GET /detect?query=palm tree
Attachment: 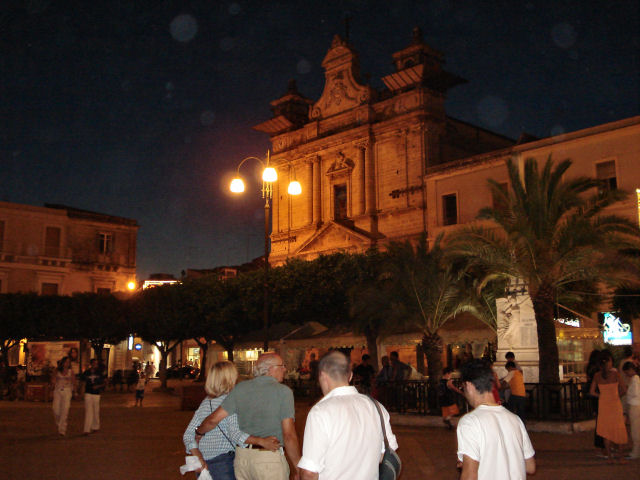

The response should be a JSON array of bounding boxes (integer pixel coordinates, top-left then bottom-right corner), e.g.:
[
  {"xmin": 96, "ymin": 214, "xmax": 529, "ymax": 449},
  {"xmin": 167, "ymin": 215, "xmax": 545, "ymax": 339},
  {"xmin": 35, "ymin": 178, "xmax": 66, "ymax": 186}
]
[
  {"xmin": 385, "ymin": 235, "xmax": 471, "ymax": 387},
  {"xmin": 449, "ymin": 156, "xmax": 640, "ymax": 383}
]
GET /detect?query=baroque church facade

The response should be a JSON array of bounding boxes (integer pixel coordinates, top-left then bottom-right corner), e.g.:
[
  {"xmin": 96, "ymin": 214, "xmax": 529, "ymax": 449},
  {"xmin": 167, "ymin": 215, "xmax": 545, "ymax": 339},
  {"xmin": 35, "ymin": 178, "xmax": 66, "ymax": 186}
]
[{"xmin": 252, "ymin": 29, "xmax": 640, "ymax": 367}]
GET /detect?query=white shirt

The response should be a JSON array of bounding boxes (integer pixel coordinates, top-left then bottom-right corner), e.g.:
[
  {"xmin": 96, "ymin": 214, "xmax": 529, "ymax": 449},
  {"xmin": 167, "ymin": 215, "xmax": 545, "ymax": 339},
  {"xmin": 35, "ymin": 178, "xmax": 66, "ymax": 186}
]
[
  {"xmin": 627, "ymin": 375, "xmax": 640, "ymax": 406},
  {"xmin": 457, "ymin": 405, "xmax": 535, "ymax": 480},
  {"xmin": 298, "ymin": 386, "xmax": 398, "ymax": 480}
]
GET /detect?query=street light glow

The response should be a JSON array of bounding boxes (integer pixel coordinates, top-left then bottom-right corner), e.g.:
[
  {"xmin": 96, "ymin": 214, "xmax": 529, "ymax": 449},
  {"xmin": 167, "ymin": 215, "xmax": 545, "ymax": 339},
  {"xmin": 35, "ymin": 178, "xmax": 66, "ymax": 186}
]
[
  {"xmin": 230, "ymin": 177, "xmax": 245, "ymax": 193},
  {"xmin": 127, "ymin": 281, "xmax": 136, "ymax": 291},
  {"xmin": 262, "ymin": 167, "xmax": 277, "ymax": 183},
  {"xmin": 288, "ymin": 180, "xmax": 302, "ymax": 195}
]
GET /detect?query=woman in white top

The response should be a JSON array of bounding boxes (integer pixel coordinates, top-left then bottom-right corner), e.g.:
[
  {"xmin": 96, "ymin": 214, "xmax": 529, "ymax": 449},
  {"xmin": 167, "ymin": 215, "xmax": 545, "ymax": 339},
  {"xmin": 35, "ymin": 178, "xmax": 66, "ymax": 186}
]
[{"xmin": 51, "ymin": 356, "xmax": 77, "ymax": 436}]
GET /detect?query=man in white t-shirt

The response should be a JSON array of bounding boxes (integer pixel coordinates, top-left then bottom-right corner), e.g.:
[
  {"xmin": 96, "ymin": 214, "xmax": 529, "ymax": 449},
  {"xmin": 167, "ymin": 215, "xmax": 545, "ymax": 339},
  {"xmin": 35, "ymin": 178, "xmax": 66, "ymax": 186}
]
[
  {"xmin": 457, "ymin": 359, "xmax": 536, "ymax": 480},
  {"xmin": 298, "ymin": 351, "xmax": 398, "ymax": 480}
]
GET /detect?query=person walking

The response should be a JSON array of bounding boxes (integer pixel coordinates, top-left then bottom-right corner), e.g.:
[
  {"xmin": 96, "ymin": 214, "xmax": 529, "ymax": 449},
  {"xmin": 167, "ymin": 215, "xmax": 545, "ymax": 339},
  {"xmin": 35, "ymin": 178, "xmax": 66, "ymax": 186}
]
[
  {"xmin": 298, "ymin": 351, "xmax": 398, "ymax": 480},
  {"xmin": 195, "ymin": 353, "xmax": 301, "ymax": 480},
  {"xmin": 589, "ymin": 350, "xmax": 628, "ymax": 464},
  {"xmin": 622, "ymin": 361, "xmax": 640, "ymax": 460},
  {"xmin": 51, "ymin": 356, "xmax": 77, "ymax": 436},
  {"xmin": 183, "ymin": 361, "xmax": 280, "ymax": 480},
  {"xmin": 503, "ymin": 361, "xmax": 527, "ymax": 422},
  {"xmin": 134, "ymin": 372, "xmax": 146, "ymax": 406},
  {"xmin": 439, "ymin": 367, "xmax": 462, "ymax": 430},
  {"xmin": 82, "ymin": 359, "xmax": 105, "ymax": 435},
  {"xmin": 456, "ymin": 359, "xmax": 536, "ymax": 480}
]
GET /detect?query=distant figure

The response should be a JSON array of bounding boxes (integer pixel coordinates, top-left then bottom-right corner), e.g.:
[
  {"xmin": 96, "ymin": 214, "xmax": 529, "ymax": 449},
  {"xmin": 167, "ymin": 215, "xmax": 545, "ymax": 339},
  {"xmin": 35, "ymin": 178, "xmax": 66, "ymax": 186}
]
[
  {"xmin": 438, "ymin": 367, "xmax": 462, "ymax": 430},
  {"xmin": 183, "ymin": 361, "xmax": 278, "ymax": 479},
  {"xmin": 298, "ymin": 351, "xmax": 398, "ymax": 479},
  {"xmin": 308, "ymin": 353, "xmax": 319, "ymax": 381},
  {"xmin": 376, "ymin": 356, "xmax": 392, "ymax": 385},
  {"xmin": 135, "ymin": 372, "xmax": 146, "ymax": 406},
  {"xmin": 590, "ymin": 350, "xmax": 628, "ymax": 464},
  {"xmin": 144, "ymin": 361, "xmax": 155, "ymax": 380},
  {"xmin": 622, "ymin": 361, "xmax": 640, "ymax": 460},
  {"xmin": 504, "ymin": 351, "xmax": 522, "ymax": 372},
  {"xmin": 195, "ymin": 353, "xmax": 301, "ymax": 480},
  {"xmin": 503, "ymin": 361, "xmax": 527, "ymax": 422},
  {"xmin": 586, "ymin": 349, "xmax": 605, "ymax": 455},
  {"xmin": 82, "ymin": 359, "xmax": 105, "ymax": 435},
  {"xmin": 389, "ymin": 351, "xmax": 410, "ymax": 381},
  {"xmin": 353, "ymin": 354, "xmax": 375, "ymax": 394},
  {"xmin": 126, "ymin": 366, "xmax": 139, "ymax": 392},
  {"xmin": 51, "ymin": 356, "xmax": 77, "ymax": 436},
  {"xmin": 456, "ymin": 359, "xmax": 535, "ymax": 479}
]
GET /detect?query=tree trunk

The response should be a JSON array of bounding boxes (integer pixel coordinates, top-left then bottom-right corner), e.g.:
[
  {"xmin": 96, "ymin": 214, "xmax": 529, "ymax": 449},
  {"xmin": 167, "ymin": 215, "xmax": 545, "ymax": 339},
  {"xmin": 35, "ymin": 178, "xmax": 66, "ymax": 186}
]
[
  {"xmin": 159, "ymin": 349, "xmax": 169, "ymax": 390},
  {"xmin": 532, "ymin": 285, "xmax": 560, "ymax": 384},
  {"xmin": 196, "ymin": 341, "xmax": 208, "ymax": 382},
  {"xmin": 364, "ymin": 328, "xmax": 379, "ymax": 372},
  {"xmin": 422, "ymin": 332, "xmax": 444, "ymax": 411}
]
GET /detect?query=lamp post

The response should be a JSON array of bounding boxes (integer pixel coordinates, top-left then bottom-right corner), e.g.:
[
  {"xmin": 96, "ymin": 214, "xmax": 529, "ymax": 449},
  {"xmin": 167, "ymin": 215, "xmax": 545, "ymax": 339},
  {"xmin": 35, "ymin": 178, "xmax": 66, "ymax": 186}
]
[{"xmin": 230, "ymin": 151, "xmax": 301, "ymax": 351}]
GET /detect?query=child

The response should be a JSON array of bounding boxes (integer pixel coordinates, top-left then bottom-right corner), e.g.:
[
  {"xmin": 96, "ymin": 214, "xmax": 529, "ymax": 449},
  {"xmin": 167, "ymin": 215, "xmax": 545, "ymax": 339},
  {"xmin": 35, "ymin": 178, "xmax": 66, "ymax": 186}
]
[
  {"xmin": 623, "ymin": 361, "xmax": 640, "ymax": 459},
  {"xmin": 438, "ymin": 367, "xmax": 463, "ymax": 429},
  {"xmin": 503, "ymin": 361, "xmax": 527, "ymax": 422},
  {"xmin": 135, "ymin": 372, "xmax": 146, "ymax": 406}
]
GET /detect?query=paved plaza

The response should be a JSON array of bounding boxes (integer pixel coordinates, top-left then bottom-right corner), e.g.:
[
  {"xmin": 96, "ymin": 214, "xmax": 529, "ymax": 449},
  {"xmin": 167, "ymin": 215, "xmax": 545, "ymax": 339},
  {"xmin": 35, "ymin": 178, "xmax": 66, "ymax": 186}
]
[{"xmin": 1, "ymin": 380, "xmax": 637, "ymax": 479}]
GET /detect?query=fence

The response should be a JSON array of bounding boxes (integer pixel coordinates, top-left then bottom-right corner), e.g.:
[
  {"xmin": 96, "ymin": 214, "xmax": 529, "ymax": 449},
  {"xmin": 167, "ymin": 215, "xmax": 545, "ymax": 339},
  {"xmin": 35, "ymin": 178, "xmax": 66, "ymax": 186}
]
[{"xmin": 286, "ymin": 379, "xmax": 597, "ymax": 422}]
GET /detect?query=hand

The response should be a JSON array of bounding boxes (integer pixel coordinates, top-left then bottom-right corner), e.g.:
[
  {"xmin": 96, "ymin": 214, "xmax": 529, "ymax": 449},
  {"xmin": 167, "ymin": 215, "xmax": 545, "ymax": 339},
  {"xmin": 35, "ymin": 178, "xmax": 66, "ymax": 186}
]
[
  {"xmin": 290, "ymin": 467, "xmax": 301, "ymax": 480},
  {"xmin": 259, "ymin": 436, "xmax": 281, "ymax": 451},
  {"xmin": 195, "ymin": 432, "xmax": 203, "ymax": 444}
]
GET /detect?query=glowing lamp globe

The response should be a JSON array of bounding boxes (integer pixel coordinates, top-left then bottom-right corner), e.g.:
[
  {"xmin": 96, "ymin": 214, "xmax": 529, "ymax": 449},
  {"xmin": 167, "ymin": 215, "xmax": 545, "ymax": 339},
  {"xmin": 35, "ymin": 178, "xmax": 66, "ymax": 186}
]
[
  {"xmin": 288, "ymin": 181, "xmax": 302, "ymax": 195},
  {"xmin": 127, "ymin": 281, "xmax": 136, "ymax": 291},
  {"xmin": 230, "ymin": 178, "xmax": 245, "ymax": 193},
  {"xmin": 262, "ymin": 167, "xmax": 277, "ymax": 183}
]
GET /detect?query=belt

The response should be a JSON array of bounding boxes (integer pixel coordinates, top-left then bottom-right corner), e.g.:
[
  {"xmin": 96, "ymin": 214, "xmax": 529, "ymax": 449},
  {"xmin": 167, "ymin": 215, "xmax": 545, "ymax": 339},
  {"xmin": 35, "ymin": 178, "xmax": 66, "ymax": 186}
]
[{"xmin": 246, "ymin": 444, "xmax": 267, "ymax": 450}]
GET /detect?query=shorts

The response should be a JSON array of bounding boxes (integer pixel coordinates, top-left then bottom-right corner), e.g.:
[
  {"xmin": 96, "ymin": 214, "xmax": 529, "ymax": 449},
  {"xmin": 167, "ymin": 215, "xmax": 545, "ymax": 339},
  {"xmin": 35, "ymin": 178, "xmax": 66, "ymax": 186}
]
[
  {"xmin": 441, "ymin": 403, "xmax": 459, "ymax": 418},
  {"xmin": 135, "ymin": 389, "xmax": 145, "ymax": 399}
]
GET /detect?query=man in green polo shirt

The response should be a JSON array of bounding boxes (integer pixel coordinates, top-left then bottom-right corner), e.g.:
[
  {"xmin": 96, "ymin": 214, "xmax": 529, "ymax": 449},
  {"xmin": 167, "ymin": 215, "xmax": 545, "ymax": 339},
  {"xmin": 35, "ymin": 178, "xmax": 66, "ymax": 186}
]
[{"xmin": 196, "ymin": 353, "xmax": 301, "ymax": 480}]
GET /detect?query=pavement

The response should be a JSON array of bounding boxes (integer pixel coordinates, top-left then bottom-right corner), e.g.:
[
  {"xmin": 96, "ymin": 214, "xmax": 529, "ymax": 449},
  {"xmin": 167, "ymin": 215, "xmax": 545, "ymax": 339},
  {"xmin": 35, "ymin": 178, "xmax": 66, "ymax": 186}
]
[{"xmin": 0, "ymin": 379, "xmax": 638, "ymax": 480}]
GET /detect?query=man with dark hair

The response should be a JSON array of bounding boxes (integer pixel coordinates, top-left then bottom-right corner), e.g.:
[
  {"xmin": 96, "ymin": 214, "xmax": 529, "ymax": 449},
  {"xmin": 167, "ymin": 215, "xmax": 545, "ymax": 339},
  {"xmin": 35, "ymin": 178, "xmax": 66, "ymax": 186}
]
[
  {"xmin": 389, "ymin": 351, "xmax": 410, "ymax": 381},
  {"xmin": 457, "ymin": 359, "xmax": 535, "ymax": 480},
  {"xmin": 298, "ymin": 351, "xmax": 398, "ymax": 480},
  {"xmin": 503, "ymin": 361, "xmax": 527, "ymax": 421},
  {"xmin": 82, "ymin": 358, "xmax": 105, "ymax": 435},
  {"xmin": 353, "ymin": 354, "xmax": 375, "ymax": 393}
]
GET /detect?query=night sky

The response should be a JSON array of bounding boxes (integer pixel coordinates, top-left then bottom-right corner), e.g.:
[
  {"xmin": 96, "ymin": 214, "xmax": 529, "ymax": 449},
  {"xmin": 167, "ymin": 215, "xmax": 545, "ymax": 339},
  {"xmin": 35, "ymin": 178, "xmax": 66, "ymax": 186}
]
[{"xmin": 2, "ymin": 1, "xmax": 638, "ymax": 281}]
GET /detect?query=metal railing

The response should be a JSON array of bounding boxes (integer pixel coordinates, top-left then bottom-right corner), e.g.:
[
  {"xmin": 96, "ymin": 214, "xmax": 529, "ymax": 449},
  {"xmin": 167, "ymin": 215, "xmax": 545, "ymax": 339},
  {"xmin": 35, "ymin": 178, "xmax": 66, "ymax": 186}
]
[{"xmin": 287, "ymin": 379, "xmax": 597, "ymax": 422}]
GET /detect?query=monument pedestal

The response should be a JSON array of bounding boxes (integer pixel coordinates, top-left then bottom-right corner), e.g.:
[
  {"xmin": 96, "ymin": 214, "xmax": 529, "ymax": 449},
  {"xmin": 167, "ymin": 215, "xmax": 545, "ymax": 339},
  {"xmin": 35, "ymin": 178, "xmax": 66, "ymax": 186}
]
[{"xmin": 495, "ymin": 280, "xmax": 539, "ymax": 383}]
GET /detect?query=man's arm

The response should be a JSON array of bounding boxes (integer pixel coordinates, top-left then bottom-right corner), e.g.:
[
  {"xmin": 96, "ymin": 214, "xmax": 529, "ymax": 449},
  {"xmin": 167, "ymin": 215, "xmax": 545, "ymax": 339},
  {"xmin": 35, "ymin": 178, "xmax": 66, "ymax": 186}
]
[
  {"xmin": 525, "ymin": 456, "xmax": 536, "ymax": 475},
  {"xmin": 195, "ymin": 406, "xmax": 229, "ymax": 437},
  {"xmin": 299, "ymin": 469, "xmax": 319, "ymax": 480},
  {"xmin": 459, "ymin": 455, "xmax": 479, "ymax": 480},
  {"xmin": 282, "ymin": 417, "xmax": 301, "ymax": 480}
]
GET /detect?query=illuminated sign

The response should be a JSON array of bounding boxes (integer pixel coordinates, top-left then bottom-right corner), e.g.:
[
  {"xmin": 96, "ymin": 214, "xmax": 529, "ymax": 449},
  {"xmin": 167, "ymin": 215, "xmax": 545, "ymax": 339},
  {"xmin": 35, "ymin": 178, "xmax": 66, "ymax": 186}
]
[
  {"xmin": 557, "ymin": 317, "xmax": 580, "ymax": 327},
  {"xmin": 600, "ymin": 312, "xmax": 632, "ymax": 346},
  {"xmin": 134, "ymin": 343, "xmax": 142, "ymax": 351}
]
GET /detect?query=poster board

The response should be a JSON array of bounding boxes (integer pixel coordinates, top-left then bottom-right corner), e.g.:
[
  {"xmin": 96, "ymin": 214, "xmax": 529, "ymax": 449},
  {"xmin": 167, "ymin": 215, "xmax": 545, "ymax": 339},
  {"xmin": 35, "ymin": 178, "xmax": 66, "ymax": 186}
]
[{"xmin": 26, "ymin": 341, "xmax": 81, "ymax": 376}]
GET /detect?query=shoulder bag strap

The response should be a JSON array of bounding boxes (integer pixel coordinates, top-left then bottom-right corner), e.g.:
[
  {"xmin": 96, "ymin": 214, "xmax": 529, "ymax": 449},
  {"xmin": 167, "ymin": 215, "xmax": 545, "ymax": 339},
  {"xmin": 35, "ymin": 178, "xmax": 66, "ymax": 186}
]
[
  {"xmin": 209, "ymin": 399, "xmax": 235, "ymax": 448},
  {"xmin": 368, "ymin": 395, "xmax": 390, "ymax": 450}
]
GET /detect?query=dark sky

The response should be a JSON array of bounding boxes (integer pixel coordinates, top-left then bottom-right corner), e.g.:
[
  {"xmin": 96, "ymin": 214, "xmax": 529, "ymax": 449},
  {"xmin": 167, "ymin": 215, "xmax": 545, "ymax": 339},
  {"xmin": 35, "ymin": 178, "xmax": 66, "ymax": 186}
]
[{"xmin": 1, "ymin": 1, "xmax": 638, "ymax": 281}]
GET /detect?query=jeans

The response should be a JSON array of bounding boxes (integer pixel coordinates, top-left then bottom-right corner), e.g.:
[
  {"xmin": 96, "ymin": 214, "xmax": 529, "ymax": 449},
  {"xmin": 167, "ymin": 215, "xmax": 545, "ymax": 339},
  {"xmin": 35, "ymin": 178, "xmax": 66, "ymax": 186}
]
[{"xmin": 204, "ymin": 451, "xmax": 235, "ymax": 480}]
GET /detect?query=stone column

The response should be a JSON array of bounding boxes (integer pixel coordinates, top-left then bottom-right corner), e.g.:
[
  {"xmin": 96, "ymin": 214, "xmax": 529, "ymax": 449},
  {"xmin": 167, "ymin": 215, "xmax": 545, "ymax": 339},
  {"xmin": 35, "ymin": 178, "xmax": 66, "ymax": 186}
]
[
  {"xmin": 365, "ymin": 137, "xmax": 376, "ymax": 216},
  {"xmin": 355, "ymin": 142, "xmax": 366, "ymax": 216},
  {"xmin": 272, "ymin": 182, "xmax": 280, "ymax": 233},
  {"xmin": 312, "ymin": 156, "xmax": 322, "ymax": 225},
  {"xmin": 306, "ymin": 160, "xmax": 314, "ymax": 225}
]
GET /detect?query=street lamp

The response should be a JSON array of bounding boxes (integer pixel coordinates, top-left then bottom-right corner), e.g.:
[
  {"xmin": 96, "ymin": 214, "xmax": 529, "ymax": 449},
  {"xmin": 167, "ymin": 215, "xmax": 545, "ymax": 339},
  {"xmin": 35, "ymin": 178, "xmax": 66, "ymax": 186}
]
[{"xmin": 229, "ymin": 151, "xmax": 300, "ymax": 351}]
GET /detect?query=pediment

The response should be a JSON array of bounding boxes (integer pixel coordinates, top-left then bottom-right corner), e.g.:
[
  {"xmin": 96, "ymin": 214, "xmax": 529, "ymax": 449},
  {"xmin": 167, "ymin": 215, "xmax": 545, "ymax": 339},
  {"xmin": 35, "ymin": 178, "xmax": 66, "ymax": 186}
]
[
  {"xmin": 296, "ymin": 221, "xmax": 374, "ymax": 255},
  {"xmin": 310, "ymin": 35, "xmax": 373, "ymax": 120}
]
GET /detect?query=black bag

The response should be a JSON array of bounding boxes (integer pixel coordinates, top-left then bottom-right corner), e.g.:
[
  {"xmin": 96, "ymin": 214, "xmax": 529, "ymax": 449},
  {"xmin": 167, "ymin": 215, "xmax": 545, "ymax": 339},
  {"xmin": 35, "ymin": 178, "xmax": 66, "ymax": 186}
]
[{"xmin": 369, "ymin": 396, "xmax": 402, "ymax": 480}]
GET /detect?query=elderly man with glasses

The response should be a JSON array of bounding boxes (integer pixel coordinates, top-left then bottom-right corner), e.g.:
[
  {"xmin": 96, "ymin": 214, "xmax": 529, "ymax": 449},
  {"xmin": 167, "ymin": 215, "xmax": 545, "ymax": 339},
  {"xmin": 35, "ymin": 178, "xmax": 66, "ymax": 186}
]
[{"xmin": 195, "ymin": 353, "xmax": 301, "ymax": 480}]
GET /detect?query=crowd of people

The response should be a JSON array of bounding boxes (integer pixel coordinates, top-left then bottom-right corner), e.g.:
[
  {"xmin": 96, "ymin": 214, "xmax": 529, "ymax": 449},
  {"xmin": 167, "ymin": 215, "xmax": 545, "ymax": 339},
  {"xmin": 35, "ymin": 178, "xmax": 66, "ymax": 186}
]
[
  {"xmin": 49, "ymin": 351, "xmax": 156, "ymax": 435},
  {"xmin": 181, "ymin": 346, "xmax": 640, "ymax": 479}
]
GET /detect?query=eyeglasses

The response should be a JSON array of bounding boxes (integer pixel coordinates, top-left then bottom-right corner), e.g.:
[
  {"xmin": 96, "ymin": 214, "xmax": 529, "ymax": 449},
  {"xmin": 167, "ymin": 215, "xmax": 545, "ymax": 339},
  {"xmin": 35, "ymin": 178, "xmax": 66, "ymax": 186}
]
[{"xmin": 271, "ymin": 364, "xmax": 286, "ymax": 369}]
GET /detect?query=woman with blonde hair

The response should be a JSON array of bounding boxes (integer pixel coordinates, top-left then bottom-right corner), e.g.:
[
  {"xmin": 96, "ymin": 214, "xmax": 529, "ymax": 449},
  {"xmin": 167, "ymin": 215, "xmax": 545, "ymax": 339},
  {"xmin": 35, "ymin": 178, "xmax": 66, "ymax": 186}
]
[
  {"xmin": 183, "ymin": 361, "xmax": 279, "ymax": 479},
  {"xmin": 51, "ymin": 356, "xmax": 77, "ymax": 436}
]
